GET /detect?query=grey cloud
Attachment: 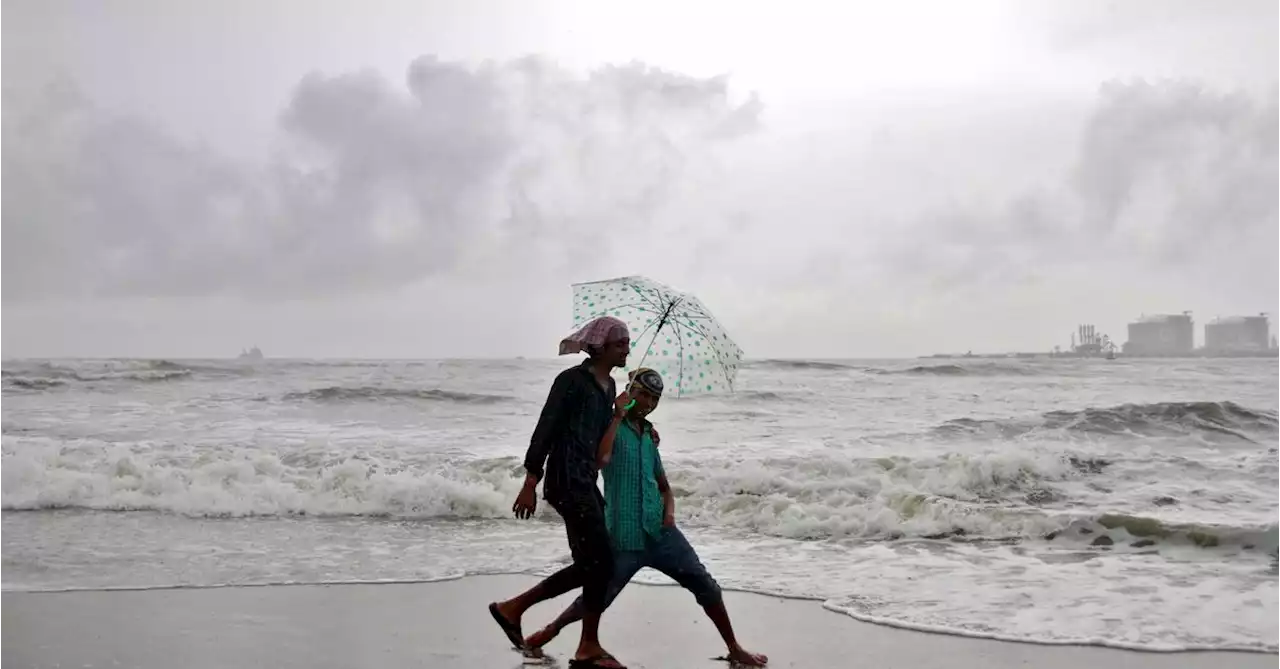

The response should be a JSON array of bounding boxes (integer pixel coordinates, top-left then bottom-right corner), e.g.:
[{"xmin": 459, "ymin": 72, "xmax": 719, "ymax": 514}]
[
  {"xmin": 1073, "ymin": 80, "xmax": 1277, "ymax": 256},
  {"xmin": 2, "ymin": 56, "xmax": 761, "ymax": 301},
  {"xmin": 1014, "ymin": 0, "xmax": 1276, "ymax": 50},
  {"xmin": 871, "ymin": 79, "xmax": 1277, "ymax": 294}
]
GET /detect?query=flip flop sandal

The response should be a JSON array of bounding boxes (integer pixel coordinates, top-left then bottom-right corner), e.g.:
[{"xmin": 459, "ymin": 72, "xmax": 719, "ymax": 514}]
[
  {"xmin": 568, "ymin": 653, "xmax": 627, "ymax": 669},
  {"xmin": 487, "ymin": 602, "xmax": 524, "ymax": 650},
  {"xmin": 713, "ymin": 653, "xmax": 770, "ymax": 667}
]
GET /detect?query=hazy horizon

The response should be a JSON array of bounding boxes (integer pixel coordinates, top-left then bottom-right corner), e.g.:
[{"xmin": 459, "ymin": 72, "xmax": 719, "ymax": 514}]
[{"xmin": 4, "ymin": 0, "xmax": 1277, "ymax": 359}]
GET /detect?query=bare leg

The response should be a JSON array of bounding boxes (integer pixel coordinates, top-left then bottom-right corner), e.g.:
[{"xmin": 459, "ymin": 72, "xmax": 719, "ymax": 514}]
[
  {"xmin": 526, "ymin": 550, "xmax": 644, "ymax": 651},
  {"xmin": 490, "ymin": 495, "xmax": 599, "ymax": 645},
  {"xmin": 491, "ymin": 562, "xmax": 585, "ymax": 637},
  {"xmin": 524, "ymin": 596, "xmax": 585, "ymax": 649},
  {"xmin": 653, "ymin": 527, "xmax": 766, "ymax": 666},
  {"xmin": 575, "ymin": 610, "xmax": 620, "ymax": 665},
  {"xmin": 535, "ymin": 492, "xmax": 625, "ymax": 667},
  {"xmin": 703, "ymin": 601, "xmax": 768, "ymax": 666}
]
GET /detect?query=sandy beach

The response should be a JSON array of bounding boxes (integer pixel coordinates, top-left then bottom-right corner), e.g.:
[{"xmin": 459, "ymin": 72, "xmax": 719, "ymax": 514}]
[{"xmin": 2, "ymin": 574, "xmax": 1273, "ymax": 669}]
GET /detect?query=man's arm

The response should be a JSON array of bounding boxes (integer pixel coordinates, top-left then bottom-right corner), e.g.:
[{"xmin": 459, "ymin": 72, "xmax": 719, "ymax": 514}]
[
  {"xmin": 596, "ymin": 392, "xmax": 630, "ymax": 469},
  {"xmin": 656, "ymin": 450, "xmax": 675, "ymax": 526},
  {"xmin": 596, "ymin": 415, "xmax": 624, "ymax": 469},
  {"xmin": 522, "ymin": 372, "xmax": 574, "ymax": 485}
]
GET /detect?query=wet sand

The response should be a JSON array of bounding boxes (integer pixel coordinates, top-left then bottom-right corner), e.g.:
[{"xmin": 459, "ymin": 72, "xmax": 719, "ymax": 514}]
[{"xmin": 3, "ymin": 574, "xmax": 1274, "ymax": 668}]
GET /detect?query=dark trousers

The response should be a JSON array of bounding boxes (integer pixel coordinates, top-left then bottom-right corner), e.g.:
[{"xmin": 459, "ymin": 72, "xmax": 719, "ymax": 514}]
[{"xmin": 541, "ymin": 490, "xmax": 615, "ymax": 613}]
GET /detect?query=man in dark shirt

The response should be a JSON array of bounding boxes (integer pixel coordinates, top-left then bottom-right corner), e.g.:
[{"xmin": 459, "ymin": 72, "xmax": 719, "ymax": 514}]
[{"xmin": 489, "ymin": 316, "xmax": 632, "ymax": 669}]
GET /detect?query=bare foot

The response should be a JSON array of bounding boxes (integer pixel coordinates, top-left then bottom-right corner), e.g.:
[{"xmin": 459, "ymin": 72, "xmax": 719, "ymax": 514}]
[
  {"xmin": 494, "ymin": 600, "xmax": 521, "ymax": 624},
  {"xmin": 573, "ymin": 643, "xmax": 626, "ymax": 668},
  {"xmin": 524, "ymin": 624, "xmax": 561, "ymax": 650},
  {"xmin": 727, "ymin": 645, "xmax": 768, "ymax": 667},
  {"xmin": 487, "ymin": 601, "xmax": 524, "ymax": 649}
]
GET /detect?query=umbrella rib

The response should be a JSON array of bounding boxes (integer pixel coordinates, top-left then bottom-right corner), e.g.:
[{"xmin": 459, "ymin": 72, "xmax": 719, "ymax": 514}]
[
  {"xmin": 615, "ymin": 280, "xmax": 664, "ymax": 310},
  {"xmin": 676, "ymin": 316, "xmax": 737, "ymax": 393},
  {"xmin": 634, "ymin": 287, "xmax": 668, "ymax": 313},
  {"xmin": 575, "ymin": 303, "xmax": 662, "ymax": 324},
  {"xmin": 630, "ymin": 297, "xmax": 680, "ymax": 372},
  {"xmin": 631, "ymin": 318, "xmax": 663, "ymax": 362},
  {"xmin": 673, "ymin": 321, "xmax": 686, "ymax": 397},
  {"xmin": 594, "ymin": 302, "xmax": 662, "ymax": 316}
]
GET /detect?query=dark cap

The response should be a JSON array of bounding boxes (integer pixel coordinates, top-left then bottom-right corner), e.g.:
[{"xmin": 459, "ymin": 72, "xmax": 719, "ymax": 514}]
[{"xmin": 628, "ymin": 367, "xmax": 664, "ymax": 396}]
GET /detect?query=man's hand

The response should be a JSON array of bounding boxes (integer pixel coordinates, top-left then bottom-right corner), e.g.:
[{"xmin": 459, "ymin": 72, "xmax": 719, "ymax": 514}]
[
  {"xmin": 613, "ymin": 391, "xmax": 631, "ymax": 418},
  {"xmin": 513, "ymin": 479, "xmax": 538, "ymax": 519},
  {"xmin": 662, "ymin": 509, "xmax": 676, "ymax": 527}
]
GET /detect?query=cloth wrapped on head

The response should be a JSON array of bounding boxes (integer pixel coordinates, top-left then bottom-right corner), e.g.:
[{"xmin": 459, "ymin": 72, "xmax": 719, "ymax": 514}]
[
  {"xmin": 559, "ymin": 316, "xmax": 630, "ymax": 356},
  {"xmin": 627, "ymin": 367, "xmax": 664, "ymax": 397}
]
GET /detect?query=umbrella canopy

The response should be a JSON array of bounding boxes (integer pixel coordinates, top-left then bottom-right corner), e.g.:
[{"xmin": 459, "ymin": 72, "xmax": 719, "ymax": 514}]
[{"xmin": 571, "ymin": 275, "xmax": 743, "ymax": 397}]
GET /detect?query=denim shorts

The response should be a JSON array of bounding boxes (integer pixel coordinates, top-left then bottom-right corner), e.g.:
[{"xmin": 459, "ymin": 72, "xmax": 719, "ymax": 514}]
[{"xmin": 566, "ymin": 525, "xmax": 723, "ymax": 615}]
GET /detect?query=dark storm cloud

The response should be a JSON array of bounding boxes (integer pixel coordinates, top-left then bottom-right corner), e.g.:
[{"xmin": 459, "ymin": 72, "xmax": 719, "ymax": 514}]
[{"xmin": 1, "ymin": 56, "xmax": 761, "ymax": 301}]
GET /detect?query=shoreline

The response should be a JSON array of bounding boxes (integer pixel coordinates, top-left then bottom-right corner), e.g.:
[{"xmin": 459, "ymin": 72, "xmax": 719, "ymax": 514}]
[
  {"xmin": 5, "ymin": 575, "xmax": 1275, "ymax": 655},
  {"xmin": 4, "ymin": 575, "xmax": 1275, "ymax": 668}
]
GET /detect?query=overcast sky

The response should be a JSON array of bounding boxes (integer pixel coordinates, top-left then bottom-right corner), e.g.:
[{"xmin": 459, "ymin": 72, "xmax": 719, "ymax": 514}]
[{"xmin": 3, "ymin": 0, "xmax": 1277, "ymax": 359}]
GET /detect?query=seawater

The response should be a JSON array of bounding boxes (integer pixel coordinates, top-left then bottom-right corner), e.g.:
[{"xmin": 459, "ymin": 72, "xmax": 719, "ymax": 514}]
[{"xmin": 3, "ymin": 357, "xmax": 1276, "ymax": 652}]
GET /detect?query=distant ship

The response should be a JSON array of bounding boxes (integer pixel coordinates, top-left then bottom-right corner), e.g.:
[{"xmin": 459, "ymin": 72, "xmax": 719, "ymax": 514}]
[{"xmin": 238, "ymin": 346, "xmax": 264, "ymax": 361}]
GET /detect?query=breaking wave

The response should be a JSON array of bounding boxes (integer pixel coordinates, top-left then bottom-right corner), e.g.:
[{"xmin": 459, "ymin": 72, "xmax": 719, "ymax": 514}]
[
  {"xmin": 0, "ymin": 447, "xmax": 524, "ymax": 519},
  {"xmin": 936, "ymin": 401, "xmax": 1277, "ymax": 442},
  {"xmin": 748, "ymin": 359, "xmax": 854, "ymax": 371},
  {"xmin": 1, "ymin": 360, "xmax": 252, "ymax": 391},
  {"xmin": 1044, "ymin": 513, "xmax": 1278, "ymax": 553},
  {"xmin": 4, "ymin": 442, "xmax": 1272, "ymax": 556},
  {"xmin": 3, "ymin": 377, "xmax": 69, "ymax": 392},
  {"xmin": 278, "ymin": 386, "xmax": 510, "ymax": 404},
  {"xmin": 879, "ymin": 363, "xmax": 1040, "ymax": 377},
  {"xmin": 745, "ymin": 360, "xmax": 1042, "ymax": 377}
]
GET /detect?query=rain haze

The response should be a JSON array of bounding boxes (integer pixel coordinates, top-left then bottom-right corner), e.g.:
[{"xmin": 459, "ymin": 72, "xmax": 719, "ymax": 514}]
[
  {"xmin": 4, "ymin": 4, "xmax": 1280, "ymax": 665},
  {"xmin": 3, "ymin": 0, "xmax": 1277, "ymax": 358}
]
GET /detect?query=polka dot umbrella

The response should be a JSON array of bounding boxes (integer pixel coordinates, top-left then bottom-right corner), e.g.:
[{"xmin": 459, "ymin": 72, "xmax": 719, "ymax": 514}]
[{"xmin": 570, "ymin": 275, "xmax": 743, "ymax": 397}]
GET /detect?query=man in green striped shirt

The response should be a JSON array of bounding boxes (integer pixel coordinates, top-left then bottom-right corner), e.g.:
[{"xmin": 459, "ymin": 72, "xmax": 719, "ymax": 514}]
[{"xmin": 524, "ymin": 368, "xmax": 768, "ymax": 667}]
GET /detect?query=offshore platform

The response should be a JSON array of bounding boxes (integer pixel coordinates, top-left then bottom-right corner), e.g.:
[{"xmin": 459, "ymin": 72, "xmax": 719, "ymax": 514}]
[{"xmin": 1057, "ymin": 324, "xmax": 1117, "ymax": 359}]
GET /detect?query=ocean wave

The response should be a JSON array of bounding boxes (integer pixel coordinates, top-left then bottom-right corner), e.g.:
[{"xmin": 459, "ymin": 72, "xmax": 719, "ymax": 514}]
[
  {"xmin": 678, "ymin": 389, "xmax": 799, "ymax": 403},
  {"xmin": 0, "ymin": 359, "xmax": 253, "ymax": 389},
  {"xmin": 2, "ymin": 377, "xmax": 69, "ymax": 392},
  {"xmin": 657, "ymin": 452, "xmax": 1278, "ymax": 554},
  {"xmin": 0, "ymin": 442, "xmax": 1050, "ymax": 525},
  {"xmin": 664, "ymin": 451, "xmax": 1069, "ymax": 541},
  {"xmin": 278, "ymin": 386, "xmax": 510, "ymax": 404},
  {"xmin": 1, "ymin": 447, "xmax": 524, "ymax": 519},
  {"xmin": 745, "ymin": 360, "xmax": 1042, "ymax": 377},
  {"xmin": 935, "ymin": 401, "xmax": 1277, "ymax": 442},
  {"xmin": 0, "ymin": 442, "xmax": 1080, "ymax": 542},
  {"xmin": 6, "ymin": 442, "xmax": 1270, "ymax": 557},
  {"xmin": 748, "ymin": 359, "xmax": 854, "ymax": 371},
  {"xmin": 876, "ymin": 362, "xmax": 1040, "ymax": 377},
  {"xmin": 1044, "ymin": 513, "xmax": 1279, "ymax": 553}
]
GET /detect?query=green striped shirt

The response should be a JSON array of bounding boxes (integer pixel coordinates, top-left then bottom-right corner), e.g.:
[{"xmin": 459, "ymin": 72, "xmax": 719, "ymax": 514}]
[{"xmin": 602, "ymin": 419, "xmax": 666, "ymax": 551}]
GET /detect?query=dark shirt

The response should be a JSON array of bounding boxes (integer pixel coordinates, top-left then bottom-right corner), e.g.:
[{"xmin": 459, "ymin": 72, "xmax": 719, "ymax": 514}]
[{"xmin": 523, "ymin": 360, "xmax": 617, "ymax": 504}]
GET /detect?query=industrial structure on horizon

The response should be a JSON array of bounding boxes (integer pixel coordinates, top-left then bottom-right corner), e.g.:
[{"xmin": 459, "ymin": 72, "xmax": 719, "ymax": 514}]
[
  {"xmin": 1204, "ymin": 315, "xmax": 1272, "ymax": 353},
  {"xmin": 1123, "ymin": 312, "xmax": 1196, "ymax": 356},
  {"xmin": 1054, "ymin": 312, "xmax": 1276, "ymax": 358},
  {"xmin": 1064, "ymin": 324, "xmax": 1116, "ymax": 358},
  {"xmin": 1118, "ymin": 312, "xmax": 1275, "ymax": 357}
]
